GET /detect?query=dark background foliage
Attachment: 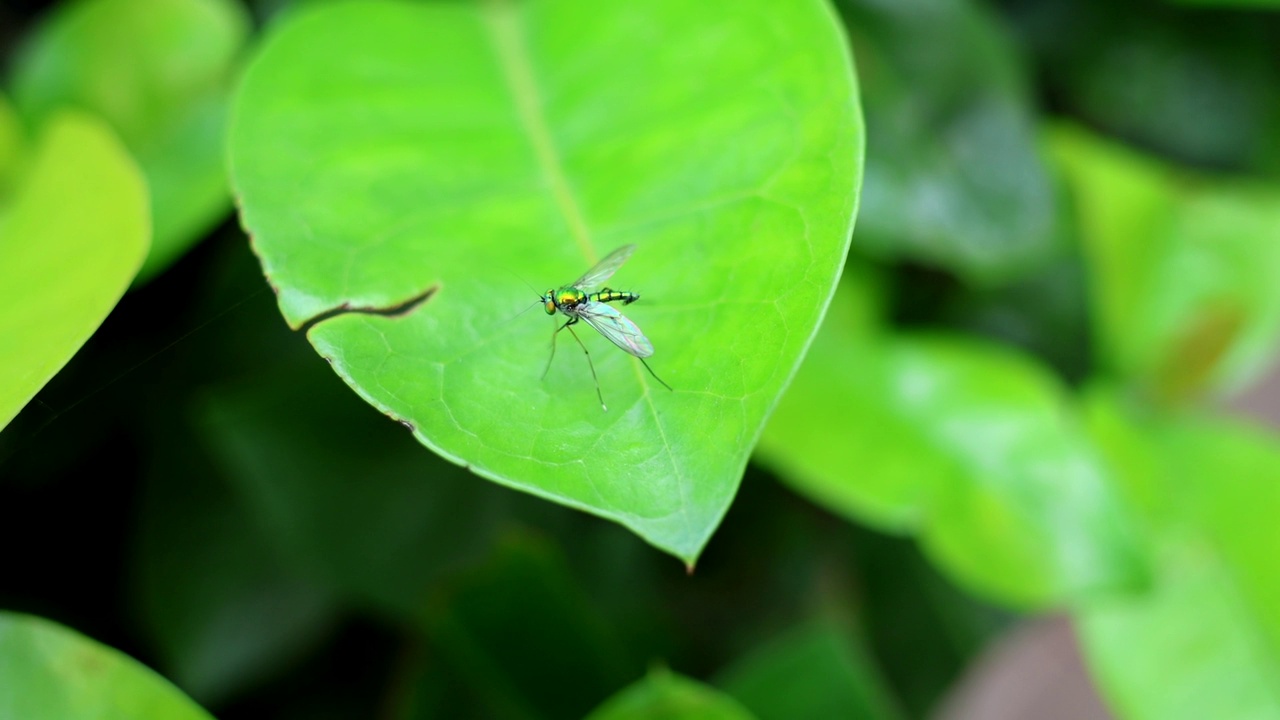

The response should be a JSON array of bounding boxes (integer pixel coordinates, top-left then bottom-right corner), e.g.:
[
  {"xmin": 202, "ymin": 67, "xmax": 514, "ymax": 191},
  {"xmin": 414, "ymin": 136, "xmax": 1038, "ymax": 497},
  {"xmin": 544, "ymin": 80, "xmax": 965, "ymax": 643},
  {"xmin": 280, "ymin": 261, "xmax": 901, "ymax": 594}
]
[{"xmin": 3, "ymin": 0, "xmax": 1279, "ymax": 718}]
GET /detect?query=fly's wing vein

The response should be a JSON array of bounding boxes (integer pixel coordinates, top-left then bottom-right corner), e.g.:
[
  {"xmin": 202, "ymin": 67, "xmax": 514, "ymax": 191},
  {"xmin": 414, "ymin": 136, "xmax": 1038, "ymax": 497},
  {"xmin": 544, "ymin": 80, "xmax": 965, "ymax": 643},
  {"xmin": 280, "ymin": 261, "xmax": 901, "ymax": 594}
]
[
  {"xmin": 576, "ymin": 301, "xmax": 654, "ymax": 358},
  {"xmin": 574, "ymin": 244, "xmax": 636, "ymax": 292}
]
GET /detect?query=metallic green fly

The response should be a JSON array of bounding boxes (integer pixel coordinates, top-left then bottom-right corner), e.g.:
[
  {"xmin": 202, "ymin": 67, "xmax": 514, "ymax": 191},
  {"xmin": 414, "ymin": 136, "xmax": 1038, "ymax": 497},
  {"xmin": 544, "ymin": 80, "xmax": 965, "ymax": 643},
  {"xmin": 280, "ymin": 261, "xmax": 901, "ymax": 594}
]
[{"xmin": 540, "ymin": 244, "xmax": 672, "ymax": 410}]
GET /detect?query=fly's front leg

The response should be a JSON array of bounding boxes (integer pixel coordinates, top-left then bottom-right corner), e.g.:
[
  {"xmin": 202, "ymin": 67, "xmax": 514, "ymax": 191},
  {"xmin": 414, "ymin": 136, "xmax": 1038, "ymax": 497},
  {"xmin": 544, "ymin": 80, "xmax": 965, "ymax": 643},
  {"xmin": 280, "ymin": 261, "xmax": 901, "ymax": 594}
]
[{"xmin": 542, "ymin": 316, "xmax": 578, "ymax": 380}]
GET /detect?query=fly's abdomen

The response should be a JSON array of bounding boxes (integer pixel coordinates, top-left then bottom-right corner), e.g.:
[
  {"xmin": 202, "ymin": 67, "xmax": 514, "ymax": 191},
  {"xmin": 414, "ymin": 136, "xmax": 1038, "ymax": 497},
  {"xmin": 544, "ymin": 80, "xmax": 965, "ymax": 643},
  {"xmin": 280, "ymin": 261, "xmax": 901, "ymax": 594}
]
[{"xmin": 594, "ymin": 288, "xmax": 640, "ymax": 305}]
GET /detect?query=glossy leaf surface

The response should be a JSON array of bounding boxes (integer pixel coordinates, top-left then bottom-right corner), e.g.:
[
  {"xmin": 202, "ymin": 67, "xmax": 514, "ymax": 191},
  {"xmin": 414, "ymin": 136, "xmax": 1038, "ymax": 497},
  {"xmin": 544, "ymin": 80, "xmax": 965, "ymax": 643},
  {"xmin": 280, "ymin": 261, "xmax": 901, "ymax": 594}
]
[{"xmin": 230, "ymin": 0, "xmax": 863, "ymax": 562}]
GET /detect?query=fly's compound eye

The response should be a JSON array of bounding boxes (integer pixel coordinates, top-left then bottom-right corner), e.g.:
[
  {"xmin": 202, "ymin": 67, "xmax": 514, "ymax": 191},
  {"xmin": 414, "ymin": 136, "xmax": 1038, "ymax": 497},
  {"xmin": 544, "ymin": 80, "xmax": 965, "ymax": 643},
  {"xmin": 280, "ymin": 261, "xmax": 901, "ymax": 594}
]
[{"xmin": 543, "ymin": 296, "xmax": 557, "ymax": 315}]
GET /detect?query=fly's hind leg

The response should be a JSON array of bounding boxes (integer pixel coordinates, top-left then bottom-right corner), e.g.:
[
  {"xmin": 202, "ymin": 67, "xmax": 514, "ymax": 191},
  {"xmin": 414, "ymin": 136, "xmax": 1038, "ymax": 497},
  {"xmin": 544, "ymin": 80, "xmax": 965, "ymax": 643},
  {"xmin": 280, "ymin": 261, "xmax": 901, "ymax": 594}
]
[
  {"xmin": 638, "ymin": 357, "xmax": 673, "ymax": 392},
  {"xmin": 566, "ymin": 323, "xmax": 607, "ymax": 411}
]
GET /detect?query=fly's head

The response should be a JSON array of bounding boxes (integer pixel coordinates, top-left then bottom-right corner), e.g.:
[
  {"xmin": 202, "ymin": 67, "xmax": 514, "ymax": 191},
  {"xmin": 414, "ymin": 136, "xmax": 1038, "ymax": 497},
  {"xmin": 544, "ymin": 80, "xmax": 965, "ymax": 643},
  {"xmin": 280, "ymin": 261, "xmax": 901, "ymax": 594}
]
[{"xmin": 541, "ymin": 290, "xmax": 557, "ymax": 315}]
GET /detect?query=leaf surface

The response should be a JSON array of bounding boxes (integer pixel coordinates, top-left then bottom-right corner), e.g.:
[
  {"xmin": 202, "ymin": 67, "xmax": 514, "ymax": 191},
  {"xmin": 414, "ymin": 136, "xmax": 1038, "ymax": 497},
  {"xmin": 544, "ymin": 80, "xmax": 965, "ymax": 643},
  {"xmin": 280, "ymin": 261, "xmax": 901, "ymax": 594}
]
[
  {"xmin": 11, "ymin": 0, "xmax": 249, "ymax": 279},
  {"xmin": 0, "ymin": 612, "xmax": 212, "ymax": 720},
  {"xmin": 587, "ymin": 670, "xmax": 756, "ymax": 720},
  {"xmin": 229, "ymin": 0, "xmax": 863, "ymax": 562},
  {"xmin": 758, "ymin": 280, "xmax": 1145, "ymax": 607},
  {"xmin": 1080, "ymin": 393, "xmax": 1280, "ymax": 719},
  {"xmin": 132, "ymin": 448, "xmax": 338, "ymax": 707},
  {"xmin": 715, "ymin": 619, "xmax": 902, "ymax": 720},
  {"xmin": 1050, "ymin": 123, "xmax": 1280, "ymax": 401},
  {"xmin": 837, "ymin": 0, "xmax": 1059, "ymax": 280},
  {"xmin": 0, "ymin": 112, "xmax": 148, "ymax": 430}
]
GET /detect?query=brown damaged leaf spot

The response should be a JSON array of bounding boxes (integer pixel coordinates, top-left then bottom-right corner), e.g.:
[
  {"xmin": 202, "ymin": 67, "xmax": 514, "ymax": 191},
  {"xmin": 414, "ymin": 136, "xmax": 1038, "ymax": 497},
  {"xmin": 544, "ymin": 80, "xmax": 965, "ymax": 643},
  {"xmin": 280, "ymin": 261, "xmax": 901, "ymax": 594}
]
[{"xmin": 1155, "ymin": 300, "xmax": 1244, "ymax": 404}]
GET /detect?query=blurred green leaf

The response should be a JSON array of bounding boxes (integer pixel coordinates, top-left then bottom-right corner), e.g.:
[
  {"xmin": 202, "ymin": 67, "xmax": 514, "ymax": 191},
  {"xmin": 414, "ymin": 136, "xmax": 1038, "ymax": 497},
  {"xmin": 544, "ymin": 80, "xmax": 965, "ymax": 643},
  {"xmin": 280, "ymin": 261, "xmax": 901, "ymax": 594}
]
[
  {"xmin": 197, "ymin": 367, "xmax": 514, "ymax": 621},
  {"xmin": 0, "ymin": 111, "xmax": 148, "ymax": 430},
  {"xmin": 837, "ymin": 0, "xmax": 1059, "ymax": 281},
  {"xmin": 11, "ymin": 0, "xmax": 250, "ymax": 280},
  {"xmin": 1080, "ymin": 392, "xmax": 1280, "ymax": 719},
  {"xmin": 942, "ymin": 253, "xmax": 1093, "ymax": 383},
  {"xmin": 229, "ymin": 0, "xmax": 863, "ymax": 564},
  {"xmin": 0, "ymin": 612, "xmax": 213, "ymax": 720},
  {"xmin": 0, "ymin": 94, "xmax": 23, "ymax": 195},
  {"xmin": 133, "ymin": 429, "xmax": 339, "ymax": 707},
  {"xmin": 715, "ymin": 619, "xmax": 902, "ymax": 720},
  {"xmin": 587, "ymin": 669, "xmax": 755, "ymax": 720},
  {"xmin": 1170, "ymin": 0, "xmax": 1280, "ymax": 5},
  {"xmin": 1008, "ymin": 0, "xmax": 1280, "ymax": 173},
  {"xmin": 409, "ymin": 535, "xmax": 637, "ymax": 719},
  {"xmin": 848, "ymin": 530, "xmax": 1007, "ymax": 718},
  {"xmin": 1050, "ymin": 123, "xmax": 1280, "ymax": 402},
  {"xmin": 758, "ymin": 281, "xmax": 1145, "ymax": 607}
]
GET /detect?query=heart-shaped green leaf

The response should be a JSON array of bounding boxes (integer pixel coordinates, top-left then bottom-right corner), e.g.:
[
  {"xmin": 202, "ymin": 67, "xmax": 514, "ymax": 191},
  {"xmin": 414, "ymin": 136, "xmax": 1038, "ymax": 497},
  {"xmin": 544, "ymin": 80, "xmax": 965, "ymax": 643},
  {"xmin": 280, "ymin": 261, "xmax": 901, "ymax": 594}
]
[
  {"xmin": 10, "ymin": 0, "xmax": 250, "ymax": 281},
  {"xmin": 0, "ymin": 111, "xmax": 148, "ymax": 430},
  {"xmin": 0, "ymin": 612, "xmax": 213, "ymax": 720},
  {"xmin": 229, "ymin": 0, "xmax": 863, "ymax": 563}
]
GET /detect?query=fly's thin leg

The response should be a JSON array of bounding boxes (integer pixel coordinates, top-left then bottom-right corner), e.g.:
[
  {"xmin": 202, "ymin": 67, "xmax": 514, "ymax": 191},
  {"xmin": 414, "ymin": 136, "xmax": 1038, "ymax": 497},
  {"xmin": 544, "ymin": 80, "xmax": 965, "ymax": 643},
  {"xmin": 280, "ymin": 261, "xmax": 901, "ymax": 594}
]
[
  {"xmin": 542, "ymin": 318, "xmax": 567, "ymax": 380},
  {"xmin": 638, "ymin": 357, "xmax": 673, "ymax": 392},
  {"xmin": 565, "ymin": 323, "xmax": 607, "ymax": 411},
  {"xmin": 543, "ymin": 317, "xmax": 608, "ymax": 411}
]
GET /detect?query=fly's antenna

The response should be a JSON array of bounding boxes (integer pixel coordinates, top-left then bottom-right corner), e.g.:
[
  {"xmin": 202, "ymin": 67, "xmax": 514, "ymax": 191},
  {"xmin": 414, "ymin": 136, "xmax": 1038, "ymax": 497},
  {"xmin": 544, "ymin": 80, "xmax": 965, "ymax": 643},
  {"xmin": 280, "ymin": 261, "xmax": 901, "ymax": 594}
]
[
  {"xmin": 492, "ymin": 265, "xmax": 548, "ymax": 327},
  {"xmin": 499, "ymin": 264, "xmax": 542, "ymax": 299},
  {"xmin": 496, "ymin": 298, "xmax": 542, "ymax": 329}
]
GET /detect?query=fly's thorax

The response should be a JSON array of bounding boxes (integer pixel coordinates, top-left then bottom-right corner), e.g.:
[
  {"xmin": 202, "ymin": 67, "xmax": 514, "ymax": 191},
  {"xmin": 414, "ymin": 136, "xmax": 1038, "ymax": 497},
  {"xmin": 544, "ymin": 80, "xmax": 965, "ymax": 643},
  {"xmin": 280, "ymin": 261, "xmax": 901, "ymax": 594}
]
[{"xmin": 553, "ymin": 286, "xmax": 587, "ymax": 313}]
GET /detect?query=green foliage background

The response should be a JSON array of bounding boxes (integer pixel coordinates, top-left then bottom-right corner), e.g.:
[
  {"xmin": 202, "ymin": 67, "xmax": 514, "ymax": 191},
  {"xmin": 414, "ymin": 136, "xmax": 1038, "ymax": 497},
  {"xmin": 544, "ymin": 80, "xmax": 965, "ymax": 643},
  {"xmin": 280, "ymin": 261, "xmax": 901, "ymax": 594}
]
[{"xmin": 2, "ymin": 0, "xmax": 1280, "ymax": 718}]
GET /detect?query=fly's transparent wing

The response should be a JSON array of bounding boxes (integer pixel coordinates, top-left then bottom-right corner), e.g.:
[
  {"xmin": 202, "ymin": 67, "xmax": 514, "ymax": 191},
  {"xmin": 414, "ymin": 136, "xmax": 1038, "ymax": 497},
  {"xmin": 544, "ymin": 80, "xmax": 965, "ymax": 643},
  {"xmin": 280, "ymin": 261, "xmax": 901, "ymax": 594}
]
[
  {"xmin": 576, "ymin": 301, "xmax": 654, "ymax": 358},
  {"xmin": 573, "ymin": 244, "xmax": 636, "ymax": 292}
]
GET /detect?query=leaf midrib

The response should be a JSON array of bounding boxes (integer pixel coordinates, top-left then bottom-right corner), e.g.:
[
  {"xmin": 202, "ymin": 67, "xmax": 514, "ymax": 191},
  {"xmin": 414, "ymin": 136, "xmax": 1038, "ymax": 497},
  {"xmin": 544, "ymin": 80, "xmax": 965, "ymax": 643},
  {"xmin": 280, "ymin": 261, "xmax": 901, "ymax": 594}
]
[
  {"xmin": 482, "ymin": 0, "xmax": 594, "ymax": 263},
  {"xmin": 480, "ymin": 0, "xmax": 696, "ymax": 558}
]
